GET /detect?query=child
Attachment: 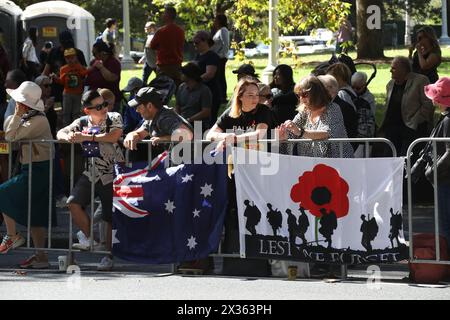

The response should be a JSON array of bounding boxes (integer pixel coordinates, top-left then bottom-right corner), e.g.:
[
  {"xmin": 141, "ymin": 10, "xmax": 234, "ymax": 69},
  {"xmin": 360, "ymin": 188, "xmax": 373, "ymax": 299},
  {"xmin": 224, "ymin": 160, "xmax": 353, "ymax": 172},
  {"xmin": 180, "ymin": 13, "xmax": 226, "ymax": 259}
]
[{"xmin": 52, "ymin": 48, "xmax": 92, "ymax": 126}]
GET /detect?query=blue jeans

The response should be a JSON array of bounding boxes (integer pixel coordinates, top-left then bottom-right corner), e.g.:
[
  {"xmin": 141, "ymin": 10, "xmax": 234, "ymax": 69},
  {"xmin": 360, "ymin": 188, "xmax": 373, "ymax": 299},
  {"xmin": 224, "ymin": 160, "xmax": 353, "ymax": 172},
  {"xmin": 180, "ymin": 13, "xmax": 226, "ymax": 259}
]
[
  {"xmin": 438, "ymin": 184, "xmax": 450, "ymax": 245},
  {"xmin": 142, "ymin": 63, "xmax": 156, "ymax": 86}
]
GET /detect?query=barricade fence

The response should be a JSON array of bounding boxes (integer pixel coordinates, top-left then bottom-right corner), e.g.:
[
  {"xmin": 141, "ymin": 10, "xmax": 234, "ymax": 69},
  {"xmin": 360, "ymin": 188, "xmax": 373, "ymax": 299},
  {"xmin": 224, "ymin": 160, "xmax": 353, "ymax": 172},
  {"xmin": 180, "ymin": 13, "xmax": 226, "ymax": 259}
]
[
  {"xmin": 406, "ymin": 137, "xmax": 450, "ymax": 266},
  {"xmin": 0, "ymin": 137, "xmax": 402, "ymax": 278}
]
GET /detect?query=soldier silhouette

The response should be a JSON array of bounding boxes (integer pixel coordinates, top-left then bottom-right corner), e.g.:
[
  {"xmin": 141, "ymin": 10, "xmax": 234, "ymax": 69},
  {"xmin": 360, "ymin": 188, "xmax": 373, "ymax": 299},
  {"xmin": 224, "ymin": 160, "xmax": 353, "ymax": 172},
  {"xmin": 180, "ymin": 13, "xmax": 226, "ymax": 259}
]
[
  {"xmin": 298, "ymin": 207, "xmax": 310, "ymax": 245},
  {"xmin": 360, "ymin": 214, "xmax": 379, "ymax": 252},
  {"xmin": 267, "ymin": 203, "xmax": 283, "ymax": 236},
  {"xmin": 318, "ymin": 208, "xmax": 337, "ymax": 248},
  {"xmin": 243, "ymin": 200, "xmax": 261, "ymax": 235},
  {"xmin": 389, "ymin": 208, "xmax": 403, "ymax": 248}
]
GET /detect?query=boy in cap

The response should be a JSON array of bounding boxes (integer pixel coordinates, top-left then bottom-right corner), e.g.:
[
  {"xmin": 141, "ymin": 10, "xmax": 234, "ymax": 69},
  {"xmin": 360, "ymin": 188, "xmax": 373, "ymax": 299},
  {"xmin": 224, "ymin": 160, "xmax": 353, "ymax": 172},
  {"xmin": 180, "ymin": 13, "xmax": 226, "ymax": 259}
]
[
  {"xmin": 52, "ymin": 48, "xmax": 93, "ymax": 125},
  {"xmin": 57, "ymin": 90, "xmax": 124, "ymax": 271},
  {"xmin": 123, "ymin": 87, "xmax": 193, "ymax": 151}
]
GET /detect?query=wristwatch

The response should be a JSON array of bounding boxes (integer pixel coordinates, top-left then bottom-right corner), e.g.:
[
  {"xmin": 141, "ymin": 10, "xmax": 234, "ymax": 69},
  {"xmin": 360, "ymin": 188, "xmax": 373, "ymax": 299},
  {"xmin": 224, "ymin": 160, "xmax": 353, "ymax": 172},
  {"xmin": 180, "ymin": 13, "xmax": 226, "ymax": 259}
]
[{"xmin": 299, "ymin": 127, "xmax": 305, "ymax": 138}]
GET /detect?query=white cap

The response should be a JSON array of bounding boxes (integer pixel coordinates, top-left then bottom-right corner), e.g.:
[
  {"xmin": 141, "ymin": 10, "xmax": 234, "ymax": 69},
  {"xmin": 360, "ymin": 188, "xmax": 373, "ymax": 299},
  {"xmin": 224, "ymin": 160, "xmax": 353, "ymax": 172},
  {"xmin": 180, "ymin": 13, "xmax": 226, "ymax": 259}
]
[{"xmin": 6, "ymin": 81, "xmax": 45, "ymax": 112}]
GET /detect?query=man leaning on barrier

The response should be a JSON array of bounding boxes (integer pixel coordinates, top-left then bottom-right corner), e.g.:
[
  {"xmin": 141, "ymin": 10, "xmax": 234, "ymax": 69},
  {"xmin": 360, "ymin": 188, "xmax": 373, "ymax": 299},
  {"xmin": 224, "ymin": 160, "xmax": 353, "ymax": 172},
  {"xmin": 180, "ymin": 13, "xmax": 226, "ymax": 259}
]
[
  {"xmin": 57, "ymin": 90, "xmax": 124, "ymax": 271},
  {"xmin": 123, "ymin": 87, "xmax": 193, "ymax": 152}
]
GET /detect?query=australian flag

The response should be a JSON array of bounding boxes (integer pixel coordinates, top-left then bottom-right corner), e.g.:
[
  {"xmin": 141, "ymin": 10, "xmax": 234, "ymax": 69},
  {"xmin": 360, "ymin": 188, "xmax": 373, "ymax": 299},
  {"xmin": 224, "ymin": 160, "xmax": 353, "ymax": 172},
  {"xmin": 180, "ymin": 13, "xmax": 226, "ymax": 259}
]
[{"xmin": 112, "ymin": 151, "xmax": 228, "ymax": 264}]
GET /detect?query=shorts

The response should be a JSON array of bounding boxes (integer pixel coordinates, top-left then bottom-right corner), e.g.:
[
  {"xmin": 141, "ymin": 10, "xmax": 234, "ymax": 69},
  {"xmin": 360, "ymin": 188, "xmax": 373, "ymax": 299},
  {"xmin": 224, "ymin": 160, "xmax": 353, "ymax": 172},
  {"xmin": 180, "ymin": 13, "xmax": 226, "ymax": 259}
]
[{"xmin": 67, "ymin": 175, "xmax": 113, "ymax": 223}]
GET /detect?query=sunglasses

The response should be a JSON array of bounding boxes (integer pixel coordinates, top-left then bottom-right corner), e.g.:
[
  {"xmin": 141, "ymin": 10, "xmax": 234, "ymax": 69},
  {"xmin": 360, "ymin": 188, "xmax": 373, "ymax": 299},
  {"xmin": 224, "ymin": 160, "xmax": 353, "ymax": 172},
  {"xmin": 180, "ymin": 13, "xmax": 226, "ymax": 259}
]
[
  {"xmin": 296, "ymin": 91, "xmax": 309, "ymax": 99},
  {"xmin": 260, "ymin": 93, "xmax": 273, "ymax": 99},
  {"xmin": 86, "ymin": 101, "xmax": 108, "ymax": 111},
  {"xmin": 42, "ymin": 84, "xmax": 51, "ymax": 88}
]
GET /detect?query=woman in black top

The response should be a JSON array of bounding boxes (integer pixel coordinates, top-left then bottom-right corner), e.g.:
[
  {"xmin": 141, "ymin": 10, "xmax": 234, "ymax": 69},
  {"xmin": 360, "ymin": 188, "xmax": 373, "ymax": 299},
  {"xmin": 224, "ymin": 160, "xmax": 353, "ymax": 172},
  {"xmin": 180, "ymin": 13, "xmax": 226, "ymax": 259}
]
[
  {"xmin": 193, "ymin": 31, "xmax": 222, "ymax": 126},
  {"xmin": 410, "ymin": 26, "xmax": 441, "ymax": 84},
  {"xmin": 206, "ymin": 77, "xmax": 273, "ymax": 276},
  {"xmin": 269, "ymin": 64, "xmax": 297, "ymax": 125},
  {"xmin": 207, "ymin": 77, "xmax": 273, "ymax": 149}
]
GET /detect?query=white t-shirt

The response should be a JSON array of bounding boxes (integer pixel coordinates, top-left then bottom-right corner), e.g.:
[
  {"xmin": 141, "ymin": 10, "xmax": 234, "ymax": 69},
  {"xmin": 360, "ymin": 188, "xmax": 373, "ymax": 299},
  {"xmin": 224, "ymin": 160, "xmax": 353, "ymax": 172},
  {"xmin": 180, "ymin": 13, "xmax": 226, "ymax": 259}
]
[{"xmin": 212, "ymin": 27, "xmax": 230, "ymax": 59}]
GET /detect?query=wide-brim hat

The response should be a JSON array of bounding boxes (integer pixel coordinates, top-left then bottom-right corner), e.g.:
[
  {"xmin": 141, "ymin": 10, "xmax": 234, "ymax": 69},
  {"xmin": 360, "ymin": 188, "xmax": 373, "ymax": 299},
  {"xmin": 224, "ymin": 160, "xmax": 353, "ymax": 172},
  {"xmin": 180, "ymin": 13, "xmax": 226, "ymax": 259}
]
[
  {"xmin": 424, "ymin": 77, "xmax": 450, "ymax": 107},
  {"xmin": 6, "ymin": 81, "xmax": 44, "ymax": 112},
  {"xmin": 232, "ymin": 63, "xmax": 257, "ymax": 76}
]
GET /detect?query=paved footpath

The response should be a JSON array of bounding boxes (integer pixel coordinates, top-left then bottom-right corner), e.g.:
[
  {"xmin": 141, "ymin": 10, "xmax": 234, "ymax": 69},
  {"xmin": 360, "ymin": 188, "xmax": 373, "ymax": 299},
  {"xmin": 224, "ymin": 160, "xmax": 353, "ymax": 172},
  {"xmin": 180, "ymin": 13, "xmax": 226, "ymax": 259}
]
[{"xmin": 0, "ymin": 205, "xmax": 449, "ymax": 300}]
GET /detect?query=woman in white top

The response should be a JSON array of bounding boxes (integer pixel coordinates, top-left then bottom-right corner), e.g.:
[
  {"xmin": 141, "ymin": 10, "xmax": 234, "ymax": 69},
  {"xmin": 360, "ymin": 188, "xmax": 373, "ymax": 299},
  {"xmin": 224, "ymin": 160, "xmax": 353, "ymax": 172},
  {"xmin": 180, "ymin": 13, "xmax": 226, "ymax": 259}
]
[
  {"xmin": 212, "ymin": 14, "xmax": 230, "ymax": 104},
  {"xmin": 21, "ymin": 27, "xmax": 40, "ymax": 80}
]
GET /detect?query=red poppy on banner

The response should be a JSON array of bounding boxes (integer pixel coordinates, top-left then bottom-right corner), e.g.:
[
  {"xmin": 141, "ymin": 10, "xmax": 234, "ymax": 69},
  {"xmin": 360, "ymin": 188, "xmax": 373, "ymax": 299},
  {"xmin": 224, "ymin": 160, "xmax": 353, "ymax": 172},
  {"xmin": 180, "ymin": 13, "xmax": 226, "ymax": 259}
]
[{"xmin": 290, "ymin": 164, "xmax": 349, "ymax": 219}]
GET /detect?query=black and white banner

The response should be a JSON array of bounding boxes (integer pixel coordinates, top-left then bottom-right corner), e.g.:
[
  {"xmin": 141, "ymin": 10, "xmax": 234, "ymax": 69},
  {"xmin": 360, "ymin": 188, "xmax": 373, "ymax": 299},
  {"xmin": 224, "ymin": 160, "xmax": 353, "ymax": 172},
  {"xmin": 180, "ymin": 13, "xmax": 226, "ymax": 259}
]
[{"xmin": 233, "ymin": 148, "xmax": 408, "ymax": 265}]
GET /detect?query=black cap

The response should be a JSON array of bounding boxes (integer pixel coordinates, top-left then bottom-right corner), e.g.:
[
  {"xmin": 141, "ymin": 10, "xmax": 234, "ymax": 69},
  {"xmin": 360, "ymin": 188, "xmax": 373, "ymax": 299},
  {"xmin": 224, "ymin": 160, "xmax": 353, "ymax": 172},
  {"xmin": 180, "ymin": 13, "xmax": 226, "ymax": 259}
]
[
  {"xmin": 181, "ymin": 62, "xmax": 202, "ymax": 82},
  {"xmin": 128, "ymin": 87, "xmax": 162, "ymax": 108},
  {"xmin": 232, "ymin": 63, "xmax": 256, "ymax": 76}
]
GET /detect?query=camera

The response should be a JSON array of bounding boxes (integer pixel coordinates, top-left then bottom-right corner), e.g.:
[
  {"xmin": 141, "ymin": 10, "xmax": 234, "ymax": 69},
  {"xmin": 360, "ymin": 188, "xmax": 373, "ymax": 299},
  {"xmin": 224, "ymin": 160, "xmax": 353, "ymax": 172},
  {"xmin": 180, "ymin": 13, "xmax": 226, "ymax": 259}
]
[{"xmin": 410, "ymin": 152, "xmax": 432, "ymax": 184}]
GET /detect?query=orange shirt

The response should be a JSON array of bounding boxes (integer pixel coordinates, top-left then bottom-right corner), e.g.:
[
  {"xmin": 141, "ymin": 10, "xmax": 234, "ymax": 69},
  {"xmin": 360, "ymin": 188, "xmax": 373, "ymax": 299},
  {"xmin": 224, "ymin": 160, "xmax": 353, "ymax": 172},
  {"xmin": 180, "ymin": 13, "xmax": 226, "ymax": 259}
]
[
  {"xmin": 150, "ymin": 23, "xmax": 185, "ymax": 66},
  {"xmin": 59, "ymin": 63, "xmax": 89, "ymax": 95}
]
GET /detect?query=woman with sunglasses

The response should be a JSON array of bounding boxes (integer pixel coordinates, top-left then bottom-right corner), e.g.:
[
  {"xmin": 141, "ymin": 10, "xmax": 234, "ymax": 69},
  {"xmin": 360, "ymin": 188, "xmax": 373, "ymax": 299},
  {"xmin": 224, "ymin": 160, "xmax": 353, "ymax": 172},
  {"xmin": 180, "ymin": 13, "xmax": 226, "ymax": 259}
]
[
  {"xmin": 276, "ymin": 75, "xmax": 353, "ymax": 158},
  {"xmin": 269, "ymin": 64, "xmax": 298, "ymax": 126},
  {"xmin": 57, "ymin": 90, "xmax": 124, "ymax": 271}
]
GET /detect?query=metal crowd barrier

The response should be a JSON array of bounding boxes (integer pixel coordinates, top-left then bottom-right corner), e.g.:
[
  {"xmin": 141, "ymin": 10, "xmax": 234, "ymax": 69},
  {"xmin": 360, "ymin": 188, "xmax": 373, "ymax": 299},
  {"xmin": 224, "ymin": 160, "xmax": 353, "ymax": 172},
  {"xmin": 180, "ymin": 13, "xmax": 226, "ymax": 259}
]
[
  {"xmin": 0, "ymin": 137, "xmax": 398, "ymax": 279},
  {"xmin": 406, "ymin": 137, "xmax": 450, "ymax": 266}
]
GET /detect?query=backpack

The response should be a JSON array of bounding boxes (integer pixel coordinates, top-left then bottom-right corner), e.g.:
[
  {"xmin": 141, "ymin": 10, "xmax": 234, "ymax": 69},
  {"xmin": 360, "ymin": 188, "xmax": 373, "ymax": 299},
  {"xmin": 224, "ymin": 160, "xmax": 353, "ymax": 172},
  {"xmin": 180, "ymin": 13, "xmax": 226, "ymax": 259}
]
[
  {"xmin": 311, "ymin": 53, "xmax": 356, "ymax": 76},
  {"xmin": 342, "ymin": 89, "xmax": 375, "ymax": 139}
]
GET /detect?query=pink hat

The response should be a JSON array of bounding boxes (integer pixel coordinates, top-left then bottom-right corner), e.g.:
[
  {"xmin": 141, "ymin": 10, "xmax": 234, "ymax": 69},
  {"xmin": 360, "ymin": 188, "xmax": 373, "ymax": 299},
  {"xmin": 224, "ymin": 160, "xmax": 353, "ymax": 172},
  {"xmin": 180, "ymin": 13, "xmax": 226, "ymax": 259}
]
[{"xmin": 424, "ymin": 77, "xmax": 450, "ymax": 107}]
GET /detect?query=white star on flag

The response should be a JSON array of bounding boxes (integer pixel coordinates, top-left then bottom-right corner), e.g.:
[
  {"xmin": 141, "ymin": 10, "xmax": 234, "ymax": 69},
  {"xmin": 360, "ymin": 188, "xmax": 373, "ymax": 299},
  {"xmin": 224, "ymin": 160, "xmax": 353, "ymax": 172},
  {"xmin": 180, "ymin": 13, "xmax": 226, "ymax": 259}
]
[
  {"xmin": 187, "ymin": 236, "xmax": 197, "ymax": 250},
  {"xmin": 181, "ymin": 174, "xmax": 194, "ymax": 183},
  {"xmin": 112, "ymin": 229, "xmax": 120, "ymax": 245},
  {"xmin": 193, "ymin": 209, "xmax": 200, "ymax": 218},
  {"xmin": 165, "ymin": 200, "xmax": 176, "ymax": 213},
  {"xmin": 200, "ymin": 183, "xmax": 213, "ymax": 198}
]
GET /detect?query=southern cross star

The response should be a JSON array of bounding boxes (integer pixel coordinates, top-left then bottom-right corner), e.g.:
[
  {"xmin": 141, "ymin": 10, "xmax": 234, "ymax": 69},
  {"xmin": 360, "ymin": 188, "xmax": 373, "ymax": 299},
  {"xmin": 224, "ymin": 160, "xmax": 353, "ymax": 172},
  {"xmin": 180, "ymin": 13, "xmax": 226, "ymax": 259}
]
[{"xmin": 200, "ymin": 183, "xmax": 213, "ymax": 198}]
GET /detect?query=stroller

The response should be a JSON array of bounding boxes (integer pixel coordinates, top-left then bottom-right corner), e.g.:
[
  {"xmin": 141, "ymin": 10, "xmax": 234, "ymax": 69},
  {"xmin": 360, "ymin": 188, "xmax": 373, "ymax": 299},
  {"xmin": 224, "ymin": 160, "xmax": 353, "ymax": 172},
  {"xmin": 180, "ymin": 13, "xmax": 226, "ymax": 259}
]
[
  {"xmin": 148, "ymin": 74, "xmax": 177, "ymax": 105},
  {"xmin": 311, "ymin": 52, "xmax": 377, "ymax": 87}
]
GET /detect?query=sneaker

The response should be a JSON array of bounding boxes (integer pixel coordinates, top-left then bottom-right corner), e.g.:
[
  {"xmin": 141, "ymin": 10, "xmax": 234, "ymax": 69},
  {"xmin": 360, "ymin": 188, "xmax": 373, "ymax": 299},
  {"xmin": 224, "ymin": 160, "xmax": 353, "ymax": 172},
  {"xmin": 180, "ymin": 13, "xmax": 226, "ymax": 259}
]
[
  {"xmin": 0, "ymin": 233, "xmax": 25, "ymax": 254},
  {"xmin": 97, "ymin": 255, "xmax": 113, "ymax": 271},
  {"xmin": 55, "ymin": 195, "xmax": 68, "ymax": 208},
  {"xmin": 72, "ymin": 231, "xmax": 100, "ymax": 251},
  {"xmin": 19, "ymin": 255, "xmax": 50, "ymax": 269}
]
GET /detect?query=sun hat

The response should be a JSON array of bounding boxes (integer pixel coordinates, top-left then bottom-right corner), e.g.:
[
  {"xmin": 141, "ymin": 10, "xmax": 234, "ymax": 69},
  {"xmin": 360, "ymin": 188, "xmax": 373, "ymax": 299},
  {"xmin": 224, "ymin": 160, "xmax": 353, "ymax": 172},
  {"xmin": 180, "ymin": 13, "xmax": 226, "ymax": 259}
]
[
  {"xmin": 6, "ymin": 81, "xmax": 44, "ymax": 112},
  {"xmin": 424, "ymin": 77, "xmax": 450, "ymax": 107}
]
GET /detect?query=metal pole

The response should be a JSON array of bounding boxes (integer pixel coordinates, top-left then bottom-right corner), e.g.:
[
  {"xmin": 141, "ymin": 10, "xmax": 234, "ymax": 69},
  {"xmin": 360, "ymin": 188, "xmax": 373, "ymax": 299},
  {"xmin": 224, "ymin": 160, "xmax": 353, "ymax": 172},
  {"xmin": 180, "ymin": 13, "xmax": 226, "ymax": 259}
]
[
  {"xmin": 440, "ymin": 0, "xmax": 450, "ymax": 44},
  {"xmin": 407, "ymin": 141, "xmax": 414, "ymax": 262},
  {"xmin": 48, "ymin": 142, "xmax": 54, "ymax": 248},
  {"xmin": 8, "ymin": 142, "xmax": 12, "ymax": 179},
  {"xmin": 432, "ymin": 141, "xmax": 441, "ymax": 261},
  {"xmin": 121, "ymin": 0, "xmax": 135, "ymax": 69},
  {"xmin": 90, "ymin": 157, "xmax": 95, "ymax": 251},
  {"xmin": 68, "ymin": 143, "xmax": 75, "ymax": 264},
  {"xmin": 404, "ymin": 0, "xmax": 411, "ymax": 46},
  {"xmin": 262, "ymin": 0, "xmax": 279, "ymax": 84},
  {"xmin": 27, "ymin": 142, "xmax": 32, "ymax": 248}
]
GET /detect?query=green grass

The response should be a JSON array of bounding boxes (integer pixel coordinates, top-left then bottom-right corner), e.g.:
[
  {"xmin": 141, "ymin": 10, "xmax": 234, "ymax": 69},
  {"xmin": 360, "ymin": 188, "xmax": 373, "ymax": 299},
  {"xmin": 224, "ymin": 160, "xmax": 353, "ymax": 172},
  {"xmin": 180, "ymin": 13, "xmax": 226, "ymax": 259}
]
[{"xmin": 120, "ymin": 47, "xmax": 450, "ymax": 125}]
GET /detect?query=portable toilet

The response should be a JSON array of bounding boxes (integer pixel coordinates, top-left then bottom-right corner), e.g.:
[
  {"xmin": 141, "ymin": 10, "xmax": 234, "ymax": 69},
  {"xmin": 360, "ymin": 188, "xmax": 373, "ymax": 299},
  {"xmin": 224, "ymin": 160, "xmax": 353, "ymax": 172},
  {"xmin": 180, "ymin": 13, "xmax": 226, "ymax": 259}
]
[
  {"xmin": 0, "ymin": 0, "xmax": 23, "ymax": 69},
  {"xmin": 21, "ymin": 1, "xmax": 95, "ymax": 62}
]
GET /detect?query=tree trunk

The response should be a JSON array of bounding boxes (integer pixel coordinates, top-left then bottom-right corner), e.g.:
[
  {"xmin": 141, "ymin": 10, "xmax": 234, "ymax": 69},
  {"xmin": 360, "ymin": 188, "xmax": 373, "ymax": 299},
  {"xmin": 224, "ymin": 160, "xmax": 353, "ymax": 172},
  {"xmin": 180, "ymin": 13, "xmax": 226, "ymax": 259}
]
[{"xmin": 356, "ymin": 0, "xmax": 385, "ymax": 59}]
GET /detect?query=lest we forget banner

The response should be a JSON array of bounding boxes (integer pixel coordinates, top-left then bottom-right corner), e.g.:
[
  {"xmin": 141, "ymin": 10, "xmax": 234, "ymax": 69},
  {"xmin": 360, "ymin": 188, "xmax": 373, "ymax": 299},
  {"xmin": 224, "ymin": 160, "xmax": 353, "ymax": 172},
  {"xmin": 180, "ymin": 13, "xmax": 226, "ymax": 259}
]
[{"xmin": 233, "ymin": 148, "xmax": 409, "ymax": 265}]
